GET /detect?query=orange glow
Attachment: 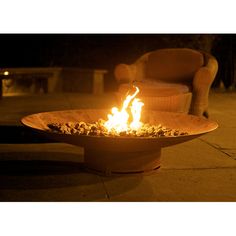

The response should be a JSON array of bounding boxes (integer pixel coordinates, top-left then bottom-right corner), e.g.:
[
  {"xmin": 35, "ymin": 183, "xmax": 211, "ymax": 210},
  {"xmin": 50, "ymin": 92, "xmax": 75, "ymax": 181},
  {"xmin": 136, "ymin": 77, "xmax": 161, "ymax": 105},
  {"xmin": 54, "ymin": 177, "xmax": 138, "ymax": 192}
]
[{"xmin": 104, "ymin": 86, "xmax": 144, "ymax": 134}]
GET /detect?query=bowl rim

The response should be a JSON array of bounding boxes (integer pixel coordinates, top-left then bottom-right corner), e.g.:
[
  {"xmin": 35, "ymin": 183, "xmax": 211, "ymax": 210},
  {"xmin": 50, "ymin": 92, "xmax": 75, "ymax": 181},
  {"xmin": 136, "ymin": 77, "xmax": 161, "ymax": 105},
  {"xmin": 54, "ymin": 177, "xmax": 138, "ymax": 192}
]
[{"xmin": 21, "ymin": 108, "xmax": 219, "ymax": 141}]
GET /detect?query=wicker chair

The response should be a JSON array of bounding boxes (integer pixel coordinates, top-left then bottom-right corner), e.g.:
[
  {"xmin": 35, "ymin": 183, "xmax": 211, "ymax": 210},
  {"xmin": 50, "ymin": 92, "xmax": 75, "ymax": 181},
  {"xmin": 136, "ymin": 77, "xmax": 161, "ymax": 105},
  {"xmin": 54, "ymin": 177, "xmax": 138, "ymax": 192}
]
[{"xmin": 114, "ymin": 48, "xmax": 218, "ymax": 117}]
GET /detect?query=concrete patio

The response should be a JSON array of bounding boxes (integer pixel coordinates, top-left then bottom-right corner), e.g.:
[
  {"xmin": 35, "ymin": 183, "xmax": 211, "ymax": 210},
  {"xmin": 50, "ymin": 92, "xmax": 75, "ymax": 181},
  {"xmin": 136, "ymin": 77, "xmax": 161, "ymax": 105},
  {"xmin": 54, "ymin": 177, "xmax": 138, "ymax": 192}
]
[{"xmin": 0, "ymin": 89, "xmax": 235, "ymax": 201}]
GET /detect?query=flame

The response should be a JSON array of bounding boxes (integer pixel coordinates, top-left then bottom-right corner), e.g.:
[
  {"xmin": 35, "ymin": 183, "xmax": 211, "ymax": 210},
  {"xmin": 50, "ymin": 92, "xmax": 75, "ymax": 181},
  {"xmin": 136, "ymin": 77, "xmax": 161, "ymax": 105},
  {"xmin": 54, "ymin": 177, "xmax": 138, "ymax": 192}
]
[{"xmin": 104, "ymin": 86, "xmax": 144, "ymax": 134}]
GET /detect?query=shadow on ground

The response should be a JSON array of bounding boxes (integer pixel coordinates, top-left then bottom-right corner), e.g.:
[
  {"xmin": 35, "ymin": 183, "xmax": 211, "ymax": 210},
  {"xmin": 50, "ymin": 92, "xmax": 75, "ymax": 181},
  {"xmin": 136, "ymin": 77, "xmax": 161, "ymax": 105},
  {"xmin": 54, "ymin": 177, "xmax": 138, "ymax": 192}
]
[
  {"xmin": 0, "ymin": 158, "xmax": 143, "ymax": 202},
  {"xmin": 0, "ymin": 159, "xmax": 98, "ymax": 190}
]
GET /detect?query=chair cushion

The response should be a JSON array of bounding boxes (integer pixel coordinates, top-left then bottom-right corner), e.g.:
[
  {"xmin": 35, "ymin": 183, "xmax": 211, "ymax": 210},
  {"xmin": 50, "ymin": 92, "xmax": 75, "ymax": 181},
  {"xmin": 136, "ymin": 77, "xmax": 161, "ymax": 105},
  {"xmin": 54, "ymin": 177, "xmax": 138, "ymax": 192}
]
[
  {"xmin": 146, "ymin": 48, "xmax": 204, "ymax": 82},
  {"xmin": 118, "ymin": 81, "xmax": 191, "ymax": 97}
]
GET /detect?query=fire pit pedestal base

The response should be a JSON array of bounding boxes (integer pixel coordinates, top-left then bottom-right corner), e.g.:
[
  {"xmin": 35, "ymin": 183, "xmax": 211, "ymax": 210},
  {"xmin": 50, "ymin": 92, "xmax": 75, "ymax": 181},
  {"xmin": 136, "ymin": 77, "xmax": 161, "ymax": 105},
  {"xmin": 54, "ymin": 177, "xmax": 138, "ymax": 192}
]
[{"xmin": 84, "ymin": 148, "xmax": 161, "ymax": 176}]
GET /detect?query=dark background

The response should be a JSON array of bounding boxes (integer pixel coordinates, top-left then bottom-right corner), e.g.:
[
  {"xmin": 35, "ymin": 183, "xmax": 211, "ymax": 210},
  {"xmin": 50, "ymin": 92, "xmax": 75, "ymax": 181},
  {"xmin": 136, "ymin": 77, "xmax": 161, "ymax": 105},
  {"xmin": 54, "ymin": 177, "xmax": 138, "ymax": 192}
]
[{"xmin": 0, "ymin": 34, "xmax": 235, "ymax": 90}]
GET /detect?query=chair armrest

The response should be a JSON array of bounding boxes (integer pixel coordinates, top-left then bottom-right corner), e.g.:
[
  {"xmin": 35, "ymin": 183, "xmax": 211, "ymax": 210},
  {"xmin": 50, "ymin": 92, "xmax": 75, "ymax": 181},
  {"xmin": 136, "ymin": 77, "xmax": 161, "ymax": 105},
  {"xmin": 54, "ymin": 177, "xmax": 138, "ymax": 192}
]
[
  {"xmin": 205, "ymin": 56, "xmax": 218, "ymax": 79},
  {"xmin": 114, "ymin": 63, "xmax": 136, "ymax": 83},
  {"xmin": 191, "ymin": 56, "xmax": 218, "ymax": 116}
]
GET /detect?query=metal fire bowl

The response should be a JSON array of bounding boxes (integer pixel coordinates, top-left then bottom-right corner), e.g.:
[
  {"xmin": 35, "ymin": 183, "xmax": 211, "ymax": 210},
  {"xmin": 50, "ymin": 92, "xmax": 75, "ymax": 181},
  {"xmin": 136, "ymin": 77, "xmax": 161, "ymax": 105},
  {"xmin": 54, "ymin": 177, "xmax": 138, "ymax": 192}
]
[{"xmin": 21, "ymin": 109, "xmax": 218, "ymax": 176}]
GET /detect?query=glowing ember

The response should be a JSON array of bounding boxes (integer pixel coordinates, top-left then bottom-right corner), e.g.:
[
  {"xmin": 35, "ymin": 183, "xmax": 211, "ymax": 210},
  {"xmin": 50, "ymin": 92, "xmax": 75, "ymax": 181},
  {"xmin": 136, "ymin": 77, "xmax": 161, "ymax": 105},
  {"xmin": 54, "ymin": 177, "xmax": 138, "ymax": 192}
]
[{"xmin": 104, "ymin": 86, "xmax": 144, "ymax": 134}]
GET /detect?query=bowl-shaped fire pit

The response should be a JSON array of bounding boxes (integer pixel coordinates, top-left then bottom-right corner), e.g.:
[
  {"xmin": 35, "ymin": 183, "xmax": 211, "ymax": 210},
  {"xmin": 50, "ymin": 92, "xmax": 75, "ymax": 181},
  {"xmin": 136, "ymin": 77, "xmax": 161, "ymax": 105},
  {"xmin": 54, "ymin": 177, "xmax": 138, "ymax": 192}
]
[{"xmin": 21, "ymin": 109, "xmax": 218, "ymax": 175}]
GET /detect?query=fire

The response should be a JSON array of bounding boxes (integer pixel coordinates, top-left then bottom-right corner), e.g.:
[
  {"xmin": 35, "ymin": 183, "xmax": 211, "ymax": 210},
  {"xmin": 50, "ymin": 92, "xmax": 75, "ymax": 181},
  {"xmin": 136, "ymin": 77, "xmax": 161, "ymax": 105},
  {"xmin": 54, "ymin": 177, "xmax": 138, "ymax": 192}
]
[
  {"xmin": 47, "ymin": 85, "xmax": 189, "ymax": 137},
  {"xmin": 104, "ymin": 86, "xmax": 144, "ymax": 134}
]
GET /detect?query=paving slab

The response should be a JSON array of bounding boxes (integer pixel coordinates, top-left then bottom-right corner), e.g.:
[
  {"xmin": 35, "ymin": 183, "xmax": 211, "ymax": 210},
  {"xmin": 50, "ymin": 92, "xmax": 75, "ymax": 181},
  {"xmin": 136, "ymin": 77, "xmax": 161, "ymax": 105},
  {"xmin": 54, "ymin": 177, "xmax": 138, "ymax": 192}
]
[
  {"xmin": 0, "ymin": 143, "xmax": 108, "ymax": 201},
  {"xmin": 200, "ymin": 127, "xmax": 236, "ymax": 149},
  {"xmin": 208, "ymin": 91, "xmax": 236, "ymax": 128},
  {"xmin": 198, "ymin": 91, "xmax": 236, "ymax": 160},
  {"xmin": 0, "ymin": 173, "xmax": 108, "ymax": 201},
  {"xmin": 102, "ymin": 168, "xmax": 236, "ymax": 201},
  {"xmin": 200, "ymin": 128, "xmax": 236, "ymax": 160},
  {"xmin": 161, "ymin": 138, "xmax": 236, "ymax": 169}
]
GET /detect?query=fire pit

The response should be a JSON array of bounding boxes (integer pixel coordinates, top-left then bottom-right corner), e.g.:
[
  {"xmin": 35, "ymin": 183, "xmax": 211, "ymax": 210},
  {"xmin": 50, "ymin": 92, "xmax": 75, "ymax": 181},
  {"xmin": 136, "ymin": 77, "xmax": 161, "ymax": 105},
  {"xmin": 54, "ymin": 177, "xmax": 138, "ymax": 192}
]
[
  {"xmin": 21, "ymin": 109, "xmax": 217, "ymax": 175},
  {"xmin": 21, "ymin": 86, "xmax": 218, "ymax": 175}
]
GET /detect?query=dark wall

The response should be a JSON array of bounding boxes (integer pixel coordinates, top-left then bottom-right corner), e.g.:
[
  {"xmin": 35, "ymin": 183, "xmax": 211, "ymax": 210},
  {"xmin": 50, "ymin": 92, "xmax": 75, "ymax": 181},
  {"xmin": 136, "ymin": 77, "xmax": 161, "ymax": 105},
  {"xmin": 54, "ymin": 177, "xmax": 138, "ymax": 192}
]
[
  {"xmin": 1, "ymin": 34, "xmax": 233, "ymax": 90},
  {"xmin": 0, "ymin": 34, "xmax": 216, "ymax": 68}
]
